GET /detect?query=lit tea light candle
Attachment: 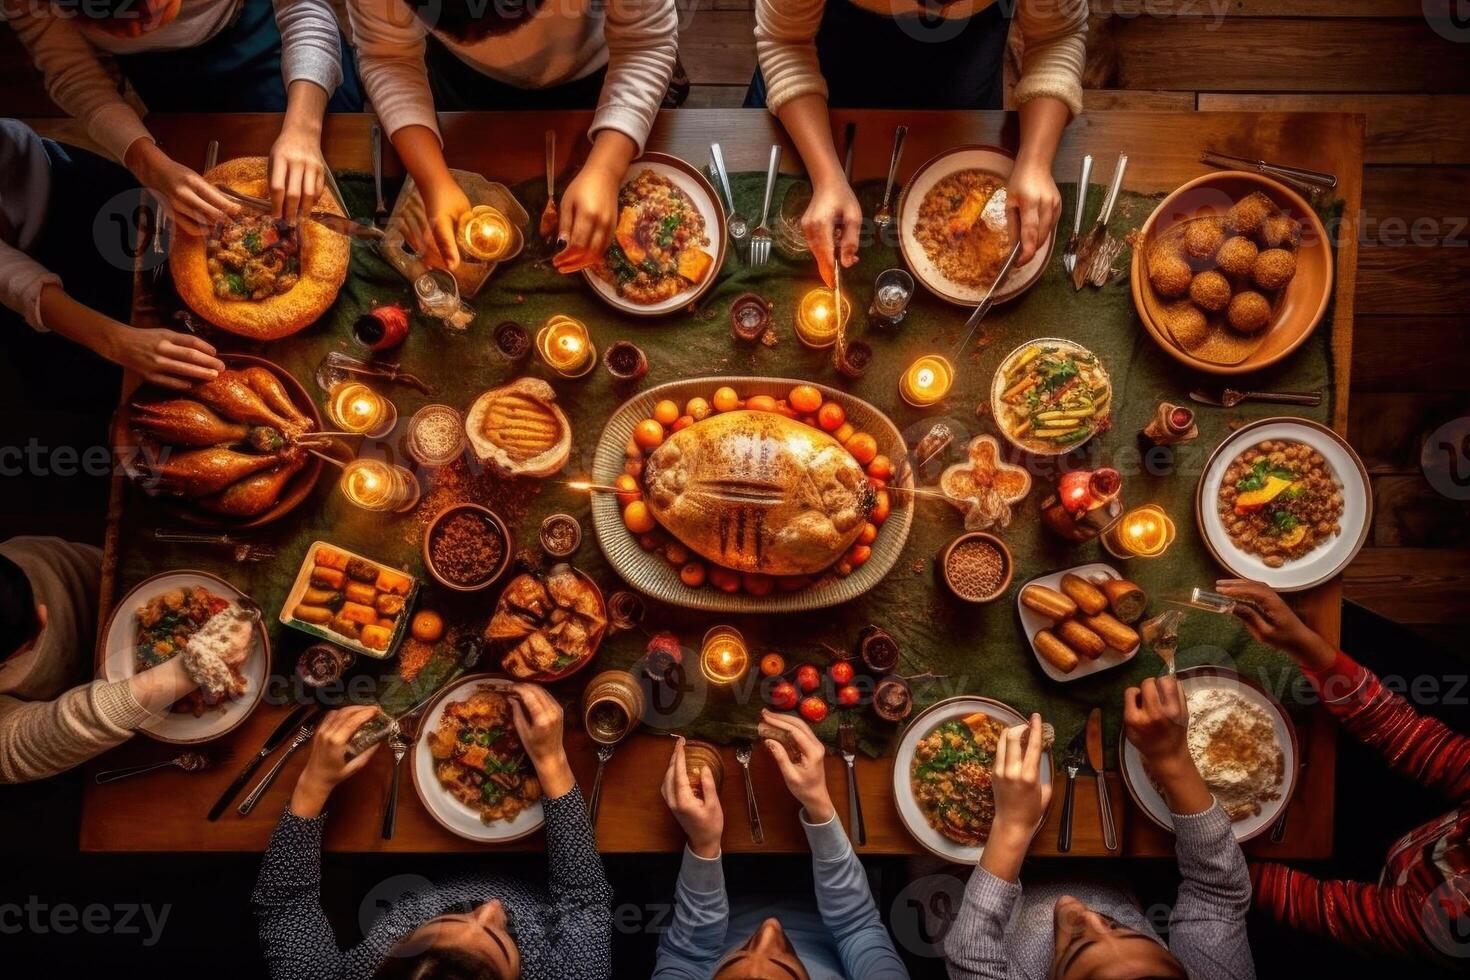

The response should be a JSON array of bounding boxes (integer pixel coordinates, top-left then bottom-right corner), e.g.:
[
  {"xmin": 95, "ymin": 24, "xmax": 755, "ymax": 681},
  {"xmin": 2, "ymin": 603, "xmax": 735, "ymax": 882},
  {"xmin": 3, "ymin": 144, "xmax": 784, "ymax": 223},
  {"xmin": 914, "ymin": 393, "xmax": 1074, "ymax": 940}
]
[
  {"xmin": 458, "ymin": 205, "xmax": 513, "ymax": 262},
  {"xmin": 339, "ymin": 458, "xmax": 420, "ymax": 513},
  {"xmin": 899, "ymin": 354, "xmax": 954, "ymax": 408},
  {"xmin": 536, "ymin": 314, "xmax": 597, "ymax": 378},
  {"xmin": 1103, "ymin": 503, "xmax": 1177, "ymax": 559},
  {"xmin": 327, "ymin": 381, "xmax": 396, "ymax": 438},
  {"xmin": 794, "ymin": 288, "xmax": 850, "ymax": 349},
  {"xmin": 700, "ymin": 625, "xmax": 749, "ymax": 685}
]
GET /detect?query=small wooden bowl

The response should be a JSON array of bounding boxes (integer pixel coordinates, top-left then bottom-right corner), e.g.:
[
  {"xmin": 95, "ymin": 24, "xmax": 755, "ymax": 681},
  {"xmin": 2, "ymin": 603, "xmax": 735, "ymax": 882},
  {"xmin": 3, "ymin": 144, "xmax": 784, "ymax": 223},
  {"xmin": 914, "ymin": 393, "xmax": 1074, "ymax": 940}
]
[
  {"xmin": 938, "ymin": 531, "xmax": 1014, "ymax": 604},
  {"xmin": 1131, "ymin": 170, "xmax": 1332, "ymax": 376},
  {"xmin": 422, "ymin": 503, "xmax": 513, "ymax": 592}
]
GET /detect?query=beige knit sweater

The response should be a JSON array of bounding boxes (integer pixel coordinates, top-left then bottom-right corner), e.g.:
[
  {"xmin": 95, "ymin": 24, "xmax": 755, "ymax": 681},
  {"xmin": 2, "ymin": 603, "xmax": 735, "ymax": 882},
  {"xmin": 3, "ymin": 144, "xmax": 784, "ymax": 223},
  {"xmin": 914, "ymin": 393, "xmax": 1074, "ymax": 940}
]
[
  {"xmin": 0, "ymin": 537, "xmax": 152, "ymax": 784},
  {"xmin": 755, "ymin": 0, "xmax": 1088, "ymax": 118}
]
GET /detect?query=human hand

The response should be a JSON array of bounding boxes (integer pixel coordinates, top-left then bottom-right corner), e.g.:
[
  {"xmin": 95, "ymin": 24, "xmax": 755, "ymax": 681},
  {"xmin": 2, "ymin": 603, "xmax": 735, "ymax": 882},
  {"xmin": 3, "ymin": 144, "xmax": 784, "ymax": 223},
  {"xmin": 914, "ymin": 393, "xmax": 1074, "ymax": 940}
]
[
  {"xmin": 103, "ymin": 325, "xmax": 224, "ymax": 390},
  {"xmin": 292, "ymin": 705, "xmax": 382, "ymax": 816},
  {"xmin": 417, "ymin": 177, "xmax": 471, "ymax": 271},
  {"xmin": 1124, "ymin": 676, "xmax": 1193, "ymax": 780},
  {"xmin": 1006, "ymin": 156, "xmax": 1062, "ymax": 266},
  {"xmin": 268, "ymin": 122, "xmax": 327, "ymax": 225},
  {"xmin": 759, "ymin": 709, "xmax": 834, "ymax": 823},
  {"xmin": 508, "ymin": 683, "xmax": 567, "ymax": 772},
  {"xmin": 552, "ymin": 160, "xmax": 620, "ymax": 274},
  {"xmin": 129, "ymin": 142, "xmax": 239, "ymax": 237},
  {"xmin": 661, "ymin": 738, "xmax": 724, "ymax": 858},
  {"xmin": 802, "ymin": 176, "xmax": 863, "ymax": 287},
  {"xmin": 990, "ymin": 713, "xmax": 1054, "ymax": 841},
  {"xmin": 1216, "ymin": 579, "xmax": 1335, "ymax": 670}
]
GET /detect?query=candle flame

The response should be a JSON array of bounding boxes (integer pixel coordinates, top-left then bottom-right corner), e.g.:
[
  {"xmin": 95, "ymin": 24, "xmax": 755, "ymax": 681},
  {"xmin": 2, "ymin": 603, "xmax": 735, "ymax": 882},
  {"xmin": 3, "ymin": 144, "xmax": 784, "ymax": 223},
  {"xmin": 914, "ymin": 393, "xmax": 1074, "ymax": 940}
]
[
  {"xmin": 568, "ymin": 481, "xmax": 591, "ymax": 491},
  {"xmin": 916, "ymin": 368, "xmax": 935, "ymax": 389}
]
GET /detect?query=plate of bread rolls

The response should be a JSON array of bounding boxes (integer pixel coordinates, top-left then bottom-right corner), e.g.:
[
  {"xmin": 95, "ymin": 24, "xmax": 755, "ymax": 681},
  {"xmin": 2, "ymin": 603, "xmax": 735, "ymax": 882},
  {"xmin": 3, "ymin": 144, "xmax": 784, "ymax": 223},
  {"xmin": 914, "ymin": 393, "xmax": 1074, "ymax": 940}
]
[{"xmin": 1017, "ymin": 563, "xmax": 1147, "ymax": 681}]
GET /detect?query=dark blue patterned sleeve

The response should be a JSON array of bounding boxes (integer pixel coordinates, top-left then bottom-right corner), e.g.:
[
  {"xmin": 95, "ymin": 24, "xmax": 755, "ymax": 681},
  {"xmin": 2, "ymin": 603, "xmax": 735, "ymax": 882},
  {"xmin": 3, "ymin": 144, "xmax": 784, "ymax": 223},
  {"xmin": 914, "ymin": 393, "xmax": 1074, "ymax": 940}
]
[
  {"xmin": 542, "ymin": 786, "xmax": 614, "ymax": 978},
  {"xmin": 251, "ymin": 810, "xmax": 345, "ymax": 980}
]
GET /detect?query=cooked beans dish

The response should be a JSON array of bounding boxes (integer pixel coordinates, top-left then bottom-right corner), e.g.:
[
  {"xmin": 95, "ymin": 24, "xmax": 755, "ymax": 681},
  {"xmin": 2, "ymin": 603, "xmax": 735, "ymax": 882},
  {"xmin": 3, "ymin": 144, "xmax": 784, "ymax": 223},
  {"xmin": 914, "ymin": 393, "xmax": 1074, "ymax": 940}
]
[{"xmin": 1217, "ymin": 440, "xmax": 1343, "ymax": 567}]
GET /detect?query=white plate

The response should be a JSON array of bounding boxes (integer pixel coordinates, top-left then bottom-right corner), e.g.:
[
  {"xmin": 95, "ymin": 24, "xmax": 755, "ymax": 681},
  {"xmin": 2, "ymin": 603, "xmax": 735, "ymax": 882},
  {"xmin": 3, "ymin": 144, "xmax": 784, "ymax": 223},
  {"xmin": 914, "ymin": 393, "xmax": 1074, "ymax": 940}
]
[
  {"xmin": 100, "ymin": 570, "xmax": 268, "ymax": 745},
  {"xmin": 1197, "ymin": 417, "xmax": 1371, "ymax": 592},
  {"xmin": 897, "ymin": 146, "xmax": 1053, "ymax": 306},
  {"xmin": 411, "ymin": 675, "xmax": 546, "ymax": 844},
  {"xmin": 1120, "ymin": 666, "xmax": 1298, "ymax": 842},
  {"xmin": 893, "ymin": 696, "xmax": 1053, "ymax": 862},
  {"xmin": 1017, "ymin": 562, "xmax": 1137, "ymax": 682},
  {"xmin": 582, "ymin": 153, "xmax": 727, "ymax": 317}
]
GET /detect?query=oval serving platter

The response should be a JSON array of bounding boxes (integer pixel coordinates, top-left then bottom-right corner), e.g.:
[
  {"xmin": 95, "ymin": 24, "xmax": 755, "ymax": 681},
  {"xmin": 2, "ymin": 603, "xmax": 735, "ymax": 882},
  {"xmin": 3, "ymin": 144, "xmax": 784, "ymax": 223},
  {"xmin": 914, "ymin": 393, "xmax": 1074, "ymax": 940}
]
[{"xmin": 588, "ymin": 377, "xmax": 915, "ymax": 613}]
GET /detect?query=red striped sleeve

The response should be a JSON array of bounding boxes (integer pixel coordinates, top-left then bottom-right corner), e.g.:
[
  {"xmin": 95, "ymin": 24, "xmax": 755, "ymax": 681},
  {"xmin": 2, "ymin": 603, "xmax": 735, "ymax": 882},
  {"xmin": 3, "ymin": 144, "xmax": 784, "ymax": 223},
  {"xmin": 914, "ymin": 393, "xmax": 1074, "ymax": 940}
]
[{"xmin": 1250, "ymin": 862, "xmax": 1446, "ymax": 963}]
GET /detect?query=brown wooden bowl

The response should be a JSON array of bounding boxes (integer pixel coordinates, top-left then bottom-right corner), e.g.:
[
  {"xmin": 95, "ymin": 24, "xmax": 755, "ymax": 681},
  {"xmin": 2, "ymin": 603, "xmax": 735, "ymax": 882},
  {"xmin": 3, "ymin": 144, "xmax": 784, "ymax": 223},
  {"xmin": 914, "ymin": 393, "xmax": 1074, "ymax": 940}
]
[
  {"xmin": 117, "ymin": 352, "xmax": 324, "ymax": 528},
  {"xmin": 938, "ymin": 531, "xmax": 1014, "ymax": 604},
  {"xmin": 422, "ymin": 503, "xmax": 514, "ymax": 592},
  {"xmin": 1131, "ymin": 171, "xmax": 1332, "ymax": 376}
]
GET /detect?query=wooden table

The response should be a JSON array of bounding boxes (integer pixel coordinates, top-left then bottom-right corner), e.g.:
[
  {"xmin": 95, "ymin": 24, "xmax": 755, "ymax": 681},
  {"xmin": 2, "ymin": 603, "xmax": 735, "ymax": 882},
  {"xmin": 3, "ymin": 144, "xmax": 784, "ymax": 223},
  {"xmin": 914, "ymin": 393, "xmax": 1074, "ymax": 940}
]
[{"xmin": 73, "ymin": 109, "xmax": 1362, "ymax": 857}]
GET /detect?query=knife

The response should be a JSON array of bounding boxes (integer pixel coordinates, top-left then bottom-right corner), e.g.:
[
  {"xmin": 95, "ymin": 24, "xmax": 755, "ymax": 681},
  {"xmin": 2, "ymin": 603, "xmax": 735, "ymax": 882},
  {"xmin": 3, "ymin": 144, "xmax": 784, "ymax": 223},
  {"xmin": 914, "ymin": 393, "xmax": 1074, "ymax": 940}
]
[
  {"xmin": 1086, "ymin": 708, "xmax": 1117, "ymax": 851},
  {"xmin": 1071, "ymin": 152, "xmax": 1128, "ymax": 291},
  {"xmin": 1057, "ymin": 725, "xmax": 1086, "ymax": 853},
  {"xmin": 372, "ymin": 123, "xmax": 388, "ymax": 227},
  {"xmin": 216, "ymin": 186, "xmax": 385, "ymax": 242},
  {"xmin": 207, "ymin": 702, "xmax": 315, "ymax": 821},
  {"xmin": 1189, "ymin": 387, "xmax": 1323, "ymax": 408},
  {"xmin": 238, "ymin": 707, "xmax": 324, "ymax": 816},
  {"xmin": 955, "ymin": 237, "xmax": 1023, "ymax": 354},
  {"xmin": 1061, "ymin": 154, "xmax": 1092, "ymax": 274}
]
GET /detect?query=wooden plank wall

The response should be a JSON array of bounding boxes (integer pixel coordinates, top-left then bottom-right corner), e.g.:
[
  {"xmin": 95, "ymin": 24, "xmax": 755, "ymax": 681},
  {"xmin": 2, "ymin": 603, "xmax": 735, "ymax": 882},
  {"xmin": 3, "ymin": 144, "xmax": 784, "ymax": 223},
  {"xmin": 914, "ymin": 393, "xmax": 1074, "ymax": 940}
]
[{"xmin": 3, "ymin": 1, "xmax": 1467, "ymax": 643}]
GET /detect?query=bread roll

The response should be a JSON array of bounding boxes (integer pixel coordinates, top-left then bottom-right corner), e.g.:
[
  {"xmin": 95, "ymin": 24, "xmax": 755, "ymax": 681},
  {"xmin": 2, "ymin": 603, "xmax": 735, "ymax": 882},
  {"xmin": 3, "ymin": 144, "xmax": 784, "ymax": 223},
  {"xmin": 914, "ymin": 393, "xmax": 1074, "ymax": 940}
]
[
  {"xmin": 1033, "ymin": 629, "xmax": 1080, "ymax": 673},
  {"xmin": 1056, "ymin": 619, "xmax": 1107, "ymax": 659},
  {"xmin": 1082, "ymin": 612, "xmax": 1141, "ymax": 653},
  {"xmin": 1100, "ymin": 578, "xmax": 1147, "ymax": 624},
  {"xmin": 1020, "ymin": 585, "xmax": 1078, "ymax": 623},
  {"xmin": 1060, "ymin": 573, "xmax": 1108, "ymax": 615}
]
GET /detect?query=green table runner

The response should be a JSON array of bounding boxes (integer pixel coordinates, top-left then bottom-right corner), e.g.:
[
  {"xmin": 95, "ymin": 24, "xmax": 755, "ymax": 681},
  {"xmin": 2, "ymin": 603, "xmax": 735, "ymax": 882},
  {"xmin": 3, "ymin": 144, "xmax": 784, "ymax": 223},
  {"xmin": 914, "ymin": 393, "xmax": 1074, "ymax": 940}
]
[{"xmin": 116, "ymin": 171, "xmax": 1338, "ymax": 757}]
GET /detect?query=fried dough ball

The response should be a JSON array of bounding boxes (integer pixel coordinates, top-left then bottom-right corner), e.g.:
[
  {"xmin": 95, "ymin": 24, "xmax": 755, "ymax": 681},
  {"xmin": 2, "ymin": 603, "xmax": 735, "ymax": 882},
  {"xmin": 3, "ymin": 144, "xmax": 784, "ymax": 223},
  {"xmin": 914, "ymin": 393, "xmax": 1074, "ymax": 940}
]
[
  {"xmin": 1184, "ymin": 218, "xmax": 1226, "ymax": 260},
  {"xmin": 1149, "ymin": 251, "xmax": 1194, "ymax": 297},
  {"xmin": 1226, "ymin": 192, "xmax": 1274, "ymax": 236},
  {"xmin": 1252, "ymin": 248, "xmax": 1297, "ymax": 290},
  {"xmin": 1189, "ymin": 270, "xmax": 1233, "ymax": 312},
  {"xmin": 1228, "ymin": 290, "xmax": 1273, "ymax": 334},
  {"xmin": 1216, "ymin": 236, "xmax": 1259, "ymax": 277},
  {"xmin": 1164, "ymin": 302, "xmax": 1209, "ymax": 349},
  {"xmin": 1259, "ymin": 212, "xmax": 1302, "ymax": 249}
]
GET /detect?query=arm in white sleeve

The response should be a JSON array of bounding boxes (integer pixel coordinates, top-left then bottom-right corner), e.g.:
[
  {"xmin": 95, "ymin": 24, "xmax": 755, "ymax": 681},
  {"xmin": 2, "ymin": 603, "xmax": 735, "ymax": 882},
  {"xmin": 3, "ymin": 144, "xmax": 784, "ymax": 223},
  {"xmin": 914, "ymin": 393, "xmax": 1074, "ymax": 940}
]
[
  {"xmin": 346, "ymin": 0, "xmax": 441, "ymax": 141},
  {"xmin": 753, "ymin": 0, "xmax": 827, "ymax": 116},
  {"xmin": 1, "ymin": 0, "xmax": 152, "ymax": 162},
  {"xmin": 0, "ymin": 237, "xmax": 61, "ymax": 331},
  {"xmin": 272, "ymin": 0, "xmax": 344, "ymax": 95},
  {"xmin": 0, "ymin": 680, "xmax": 151, "ymax": 783},
  {"xmin": 1012, "ymin": 0, "xmax": 1087, "ymax": 118},
  {"xmin": 594, "ymin": 0, "xmax": 678, "ymax": 154}
]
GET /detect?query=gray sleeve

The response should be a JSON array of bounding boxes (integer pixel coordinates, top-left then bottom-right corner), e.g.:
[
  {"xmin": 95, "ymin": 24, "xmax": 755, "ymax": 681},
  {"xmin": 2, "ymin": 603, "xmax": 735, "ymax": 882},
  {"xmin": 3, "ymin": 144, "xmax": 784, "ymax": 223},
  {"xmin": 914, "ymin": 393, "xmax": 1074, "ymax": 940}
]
[
  {"xmin": 272, "ymin": 0, "xmax": 344, "ymax": 95},
  {"xmin": 943, "ymin": 868, "xmax": 1019, "ymax": 980},
  {"xmin": 1167, "ymin": 803, "xmax": 1256, "ymax": 980},
  {"xmin": 653, "ymin": 846, "xmax": 729, "ymax": 978}
]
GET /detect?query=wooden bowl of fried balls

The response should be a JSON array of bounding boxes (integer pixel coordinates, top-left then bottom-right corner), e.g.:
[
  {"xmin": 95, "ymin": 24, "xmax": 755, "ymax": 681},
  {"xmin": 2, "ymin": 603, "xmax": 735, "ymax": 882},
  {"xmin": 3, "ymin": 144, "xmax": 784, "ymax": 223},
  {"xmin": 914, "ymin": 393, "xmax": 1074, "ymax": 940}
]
[{"xmin": 1131, "ymin": 171, "xmax": 1333, "ymax": 376}]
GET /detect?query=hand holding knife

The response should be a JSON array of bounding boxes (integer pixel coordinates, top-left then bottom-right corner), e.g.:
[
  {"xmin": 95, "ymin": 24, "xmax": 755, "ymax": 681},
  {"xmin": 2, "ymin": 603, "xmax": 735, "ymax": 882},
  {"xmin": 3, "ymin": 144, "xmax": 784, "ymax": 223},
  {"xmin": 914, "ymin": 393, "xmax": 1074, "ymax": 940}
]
[{"xmin": 207, "ymin": 703, "xmax": 315, "ymax": 820}]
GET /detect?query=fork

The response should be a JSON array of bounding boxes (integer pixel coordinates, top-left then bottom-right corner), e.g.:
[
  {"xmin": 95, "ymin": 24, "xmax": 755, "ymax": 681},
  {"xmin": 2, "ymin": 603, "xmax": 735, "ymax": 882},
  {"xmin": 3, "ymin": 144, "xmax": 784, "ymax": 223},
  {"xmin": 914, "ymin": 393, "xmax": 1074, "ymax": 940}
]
[
  {"xmin": 837, "ymin": 714, "xmax": 865, "ymax": 845},
  {"xmin": 748, "ymin": 145, "xmax": 781, "ymax": 267},
  {"xmin": 588, "ymin": 743, "xmax": 616, "ymax": 826},
  {"xmin": 95, "ymin": 751, "xmax": 209, "ymax": 783},
  {"xmin": 1062, "ymin": 154, "xmax": 1092, "ymax": 275},
  {"xmin": 734, "ymin": 741, "xmax": 764, "ymax": 843},
  {"xmin": 710, "ymin": 143, "xmax": 748, "ymax": 260},
  {"xmin": 152, "ymin": 529, "xmax": 276, "ymax": 563},
  {"xmin": 382, "ymin": 723, "xmax": 412, "ymax": 839},
  {"xmin": 873, "ymin": 125, "xmax": 908, "ymax": 232}
]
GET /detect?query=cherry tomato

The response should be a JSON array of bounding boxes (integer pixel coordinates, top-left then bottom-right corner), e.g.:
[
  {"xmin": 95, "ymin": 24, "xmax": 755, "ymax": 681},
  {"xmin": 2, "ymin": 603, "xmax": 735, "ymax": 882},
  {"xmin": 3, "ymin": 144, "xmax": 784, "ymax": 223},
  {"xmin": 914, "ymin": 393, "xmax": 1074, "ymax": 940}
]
[
  {"xmin": 867, "ymin": 455, "xmax": 894, "ymax": 481},
  {"xmin": 653, "ymin": 399, "xmax": 680, "ymax": 426},
  {"xmin": 799, "ymin": 696, "xmax": 830, "ymax": 724},
  {"xmin": 686, "ymin": 397, "xmax": 712, "ymax": 421},
  {"xmin": 858, "ymin": 523, "xmax": 878, "ymax": 546},
  {"xmin": 845, "ymin": 432, "xmax": 878, "ymax": 466},
  {"xmin": 834, "ymin": 561, "xmax": 854, "ymax": 577},
  {"xmin": 679, "ymin": 562, "xmax": 707, "ymax": 588},
  {"xmin": 871, "ymin": 489, "xmax": 891, "ymax": 525},
  {"xmin": 623, "ymin": 500, "xmax": 656, "ymax": 534},
  {"xmin": 745, "ymin": 394, "xmax": 778, "ymax": 414},
  {"xmin": 712, "ymin": 386, "xmax": 740, "ymax": 413},
  {"xmin": 769, "ymin": 680, "xmax": 799, "ymax": 710},
  {"xmin": 742, "ymin": 573, "xmax": 774, "ymax": 596},
  {"xmin": 837, "ymin": 685, "xmax": 861, "ymax": 707},
  {"xmin": 773, "ymin": 399, "xmax": 796, "ymax": 418},
  {"xmin": 633, "ymin": 419, "xmax": 665, "ymax": 450},
  {"xmin": 833, "ymin": 422, "xmax": 855, "ymax": 445},
  {"xmin": 672, "ymin": 415, "xmax": 695, "ymax": 432},
  {"xmin": 829, "ymin": 661, "xmax": 855, "ymax": 685},
  {"xmin": 709, "ymin": 567, "xmax": 742, "ymax": 593},
  {"xmin": 817, "ymin": 402, "xmax": 846, "ymax": 431},
  {"xmin": 789, "ymin": 385, "xmax": 823, "ymax": 414},
  {"xmin": 664, "ymin": 542, "xmax": 690, "ymax": 565},
  {"xmin": 638, "ymin": 532, "xmax": 664, "ymax": 551},
  {"xmin": 759, "ymin": 653, "xmax": 786, "ymax": 677},
  {"xmin": 778, "ymin": 575, "xmax": 812, "ymax": 592},
  {"xmin": 846, "ymin": 544, "xmax": 872, "ymax": 567},
  {"xmin": 615, "ymin": 473, "xmax": 641, "ymax": 506},
  {"xmin": 795, "ymin": 664, "xmax": 821, "ymax": 694}
]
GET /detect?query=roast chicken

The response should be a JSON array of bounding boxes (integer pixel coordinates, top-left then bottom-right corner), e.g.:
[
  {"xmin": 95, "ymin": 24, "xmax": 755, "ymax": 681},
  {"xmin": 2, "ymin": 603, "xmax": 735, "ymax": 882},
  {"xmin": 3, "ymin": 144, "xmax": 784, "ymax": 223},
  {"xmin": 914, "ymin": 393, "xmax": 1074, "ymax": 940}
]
[
  {"xmin": 145, "ymin": 446, "xmax": 298, "ymax": 498},
  {"xmin": 642, "ymin": 410, "xmax": 874, "ymax": 576},
  {"xmin": 192, "ymin": 370, "xmax": 308, "ymax": 435},
  {"xmin": 239, "ymin": 366, "xmax": 313, "ymax": 432},
  {"xmin": 131, "ymin": 399, "xmax": 254, "ymax": 447},
  {"xmin": 198, "ymin": 450, "xmax": 307, "ymax": 516}
]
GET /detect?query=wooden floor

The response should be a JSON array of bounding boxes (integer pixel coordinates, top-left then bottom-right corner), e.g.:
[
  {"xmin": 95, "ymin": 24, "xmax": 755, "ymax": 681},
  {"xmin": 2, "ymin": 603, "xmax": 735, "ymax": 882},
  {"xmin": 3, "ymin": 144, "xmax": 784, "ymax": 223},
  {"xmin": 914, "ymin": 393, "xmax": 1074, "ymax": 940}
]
[{"xmin": 3, "ymin": 1, "xmax": 1467, "ymax": 644}]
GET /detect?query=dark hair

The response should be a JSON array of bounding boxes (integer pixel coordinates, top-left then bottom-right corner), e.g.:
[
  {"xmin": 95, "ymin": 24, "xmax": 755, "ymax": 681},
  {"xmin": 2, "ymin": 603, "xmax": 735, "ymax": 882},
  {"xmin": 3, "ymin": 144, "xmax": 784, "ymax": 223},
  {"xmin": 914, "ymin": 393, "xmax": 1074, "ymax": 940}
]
[
  {"xmin": 0, "ymin": 554, "xmax": 36, "ymax": 660},
  {"xmin": 406, "ymin": 0, "xmax": 545, "ymax": 43},
  {"xmin": 371, "ymin": 942, "xmax": 509, "ymax": 980}
]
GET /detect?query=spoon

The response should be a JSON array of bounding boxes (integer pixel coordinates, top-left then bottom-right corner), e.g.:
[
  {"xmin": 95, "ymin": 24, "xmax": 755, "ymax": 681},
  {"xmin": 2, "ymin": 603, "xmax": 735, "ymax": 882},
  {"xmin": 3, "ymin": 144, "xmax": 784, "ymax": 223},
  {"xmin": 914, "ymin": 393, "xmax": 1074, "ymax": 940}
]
[
  {"xmin": 873, "ymin": 125, "xmax": 908, "ymax": 232},
  {"xmin": 538, "ymin": 130, "xmax": 558, "ymax": 242},
  {"xmin": 710, "ymin": 143, "xmax": 748, "ymax": 259},
  {"xmin": 588, "ymin": 743, "xmax": 615, "ymax": 826},
  {"xmin": 95, "ymin": 751, "xmax": 209, "ymax": 784}
]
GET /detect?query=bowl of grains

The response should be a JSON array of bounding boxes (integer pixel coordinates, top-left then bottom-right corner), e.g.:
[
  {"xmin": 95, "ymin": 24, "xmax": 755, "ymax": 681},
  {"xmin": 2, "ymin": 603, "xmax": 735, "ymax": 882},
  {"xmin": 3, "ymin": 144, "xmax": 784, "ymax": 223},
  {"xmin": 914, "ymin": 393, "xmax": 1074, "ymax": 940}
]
[
  {"xmin": 939, "ymin": 532, "xmax": 1013, "ymax": 603},
  {"xmin": 423, "ymin": 504, "xmax": 513, "ymax": 592}
]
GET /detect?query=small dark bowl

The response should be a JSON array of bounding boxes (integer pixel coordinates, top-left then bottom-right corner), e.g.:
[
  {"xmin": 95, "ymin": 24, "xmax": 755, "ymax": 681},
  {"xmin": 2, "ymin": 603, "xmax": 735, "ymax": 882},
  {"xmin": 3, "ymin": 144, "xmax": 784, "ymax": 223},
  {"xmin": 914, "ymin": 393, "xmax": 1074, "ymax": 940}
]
[
  {"xmin": 422, "ymin": 503, "xmax": 514, "ymax": 592},
  {"xmin": 938, "ymin": 531, "xmax": 1014, "ymax": 604}
]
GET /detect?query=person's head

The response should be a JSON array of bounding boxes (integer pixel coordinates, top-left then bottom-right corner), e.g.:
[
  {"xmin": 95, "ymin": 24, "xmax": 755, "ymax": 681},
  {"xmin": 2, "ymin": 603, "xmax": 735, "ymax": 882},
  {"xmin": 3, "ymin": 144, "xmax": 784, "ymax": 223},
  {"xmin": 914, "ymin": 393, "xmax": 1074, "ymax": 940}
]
[
  {"xmin": 712, "ymin": 917, "xmax": 811, "ymax": 980},
  {"xmin": 0, "ymin": 554, "xmax": 38, "ymax": 663},
  {"xmin": 371, "ymin": 899, "xmax": 520, "ymax": 980},
  {"xmin": 406, "ymin": 0, "xmax": 546, "ymax": 43},
  {"xmin": 1049, "ymin": 896, "xmax": 1187, "ymax": 980}
]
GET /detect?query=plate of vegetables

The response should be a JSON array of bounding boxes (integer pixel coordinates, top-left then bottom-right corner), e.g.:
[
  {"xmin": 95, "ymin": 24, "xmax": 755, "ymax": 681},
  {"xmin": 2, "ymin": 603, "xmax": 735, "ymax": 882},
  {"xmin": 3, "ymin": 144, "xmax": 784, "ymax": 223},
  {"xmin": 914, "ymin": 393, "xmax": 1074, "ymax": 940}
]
[{"xmin": 990, "ymin": 339, "xmax": 1112, "ymax": 455}]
